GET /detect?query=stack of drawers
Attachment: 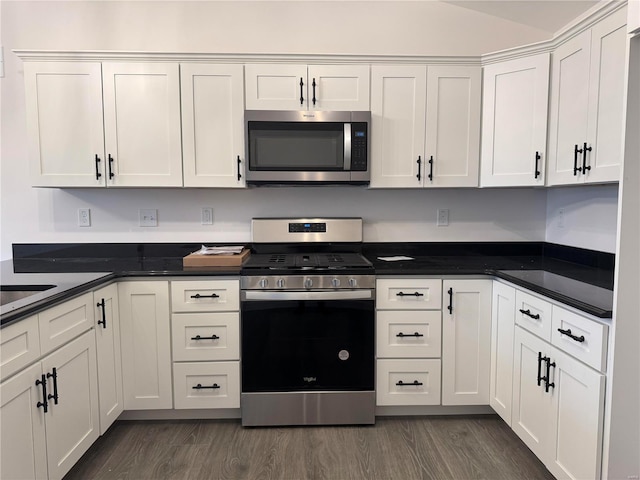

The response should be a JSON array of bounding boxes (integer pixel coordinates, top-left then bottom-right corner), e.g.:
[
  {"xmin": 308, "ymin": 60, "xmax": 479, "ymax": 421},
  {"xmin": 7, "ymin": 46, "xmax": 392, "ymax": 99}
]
[
  {"xmin": 375, "ymin": 278, "xmax": 443, "ymax": 406},
  {"xmin": 170, "ymin": 279, "xmax": 240, "ymax": 409}
]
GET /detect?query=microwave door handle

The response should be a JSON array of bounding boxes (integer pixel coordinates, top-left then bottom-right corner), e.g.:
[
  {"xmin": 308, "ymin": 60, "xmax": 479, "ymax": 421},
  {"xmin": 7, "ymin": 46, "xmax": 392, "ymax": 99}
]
[{"xmin": 343, "ymin": 123, "xmax": 352, "ymax": 171}]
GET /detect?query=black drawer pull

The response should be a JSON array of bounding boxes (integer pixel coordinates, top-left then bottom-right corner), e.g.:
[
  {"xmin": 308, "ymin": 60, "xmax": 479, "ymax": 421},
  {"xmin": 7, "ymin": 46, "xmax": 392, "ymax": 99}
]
[
  {"xmin": 108, "ymin": 154, "xmax": 115, "ymax": 179},
  {"xmin": 190, "ymin": 293, "xmax": 220, "ymax": 299},
  {"xmin": 582, "ymin": 142, "xmax": 592, "ymax": 172},
  {"xmin": 539, "ymin": 355, "xmax": 550, "ymax": 388},
  {"xmin": 396, "ymin": 380, "xmax": 423, "ymax": 387},
  {"xmin": 447, "ymin": 287, "xmax": 453, "ymax": 314},
  {"xmin": 46, "ymin": 368, "xmax": 59, "ymax": 405},
  {"xmin": 396, "ymin": 332, "xmax": 424, "ymax": 338},
  {"xmin": 299, "ymin": 77, "xmax": 304, "ymax": 105},
  {"xmin": 95, "ymin": 154, "xmax": 102, "ymax": 180},
  {"xmin": 534, "ymin": 151, "xmax": 541, "ymax": 179},
  {"xmin": 428, "ymin": 155, "xmax": 434, "ymax": 181},
  {"xmin": 416, "ymin": 156, "xmax": 422, "ymax": 182},
  {"xmin": 545, "ymin": 358, "xmax": 556, "ymax": 392},
  {"xmin": 519, "ymin": 309, "xmax": 540, "ymax": 320},
  {"xmin": 557, "ymin": 328, "xmax": 585, "ymax": 343},
  {"xmin": 396, "ymin": 291, "xmax": 424, "ymax": 297},
  {"xmin": 537, "ymin": 352, "xmax": 543, "ymax": 386},
  {"xmin": 190, "ymin": 334, "xmax": 220, "ymax": 341},
  {"xmin": 573, "ymin": 144, "xmax": 583, "ymax": 176},
  {"xmin": 192, "ymin": 383, "xmax": 220, "ymax": 390},
  {"xmin": 237, "ymin": 155, "xmax": 242, "ymax": 181},
  {"xmin": 97, "ymin": 299, "xmax": 107, "ymax": 328},
  {"xmin": 36, "ymin": 374, "xmax": 48, "ymax": 413}
]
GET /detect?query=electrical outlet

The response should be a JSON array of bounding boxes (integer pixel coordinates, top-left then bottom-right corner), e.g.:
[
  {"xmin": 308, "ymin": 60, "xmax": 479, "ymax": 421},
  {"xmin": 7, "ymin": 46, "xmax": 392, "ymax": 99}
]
[
  {"xmin": 437, "ymin": 209, "xmax": 449, "ymax": 226},
  {"xmin": 78, "ymin": 208, "xmax": 91, "ymax": 227},
  {"xmin": 558, "ymin": 208, "xmax": 565, "ymax": 229},
  {"xmin": 201, "ymin": 208, "xmax": 213, "ymax": 225},
  {"xmin": 139, "ymin": 209, "xmax": 158, "ymax": 227}
]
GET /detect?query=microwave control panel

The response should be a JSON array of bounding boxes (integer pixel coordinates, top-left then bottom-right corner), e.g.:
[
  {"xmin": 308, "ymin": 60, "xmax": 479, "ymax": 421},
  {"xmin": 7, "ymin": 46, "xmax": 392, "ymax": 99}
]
[{"xmin": 351, "ymin": 123, "xmax": 368, "ymax": 171}]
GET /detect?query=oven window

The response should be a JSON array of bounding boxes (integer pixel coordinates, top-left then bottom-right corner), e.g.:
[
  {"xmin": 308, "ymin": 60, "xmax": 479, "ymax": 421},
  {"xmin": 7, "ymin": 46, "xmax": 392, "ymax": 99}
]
[
  {"xmin": 248, "ymin": 122, "xmax": 344, "ymax": 171},
  {"xmin": 241, "ymin": 299, "xmax": 374, "ymax": 392}
]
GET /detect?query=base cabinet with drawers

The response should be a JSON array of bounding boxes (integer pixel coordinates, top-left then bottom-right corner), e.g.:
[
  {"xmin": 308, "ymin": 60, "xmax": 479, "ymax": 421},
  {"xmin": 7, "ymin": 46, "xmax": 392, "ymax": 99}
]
[{"xmin": 170, "ymin": 279, "xmax": 241, "ymax": 410}]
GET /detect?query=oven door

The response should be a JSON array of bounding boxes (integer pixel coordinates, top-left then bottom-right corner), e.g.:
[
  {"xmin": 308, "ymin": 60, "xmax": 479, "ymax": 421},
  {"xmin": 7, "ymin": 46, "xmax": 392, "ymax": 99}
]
[{"xmin": 240, "ymin": 290, "xmax": 374, "ymax": 393}]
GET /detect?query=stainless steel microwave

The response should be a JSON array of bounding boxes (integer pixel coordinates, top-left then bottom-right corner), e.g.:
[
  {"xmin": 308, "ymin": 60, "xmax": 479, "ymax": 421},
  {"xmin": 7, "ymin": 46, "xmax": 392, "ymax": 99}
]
[{"xmin": 245, "ymin": 110, "xmax": 370, "ymax": 185}]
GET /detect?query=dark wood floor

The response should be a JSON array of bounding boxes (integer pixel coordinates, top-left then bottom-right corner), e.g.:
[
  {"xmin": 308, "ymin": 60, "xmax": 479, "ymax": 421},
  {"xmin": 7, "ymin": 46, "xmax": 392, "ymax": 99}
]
[{"xmin": 64, "ymin": 415, "xmax": 555, "ymax": 480}]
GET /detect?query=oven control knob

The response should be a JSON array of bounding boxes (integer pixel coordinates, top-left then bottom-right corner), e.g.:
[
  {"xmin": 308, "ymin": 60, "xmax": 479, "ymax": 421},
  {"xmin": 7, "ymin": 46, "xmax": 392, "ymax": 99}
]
[
  {"xmin": 304, "ymin": 277, "xmax": 313, "ymax": 289},
  {"xmin": 348, "ymin": 277, "xmax": 357, "ymax": 288},
  {"xmin": 331, "ymin": 278, "xmax": 341, "ymax": 288},
  {"xmin": 259, "ymin": 278, "xmax": 268, "ymax": 289},
  {"xmin": 276, "ymin": 278, "xmax": 285, "ymax": 288}
]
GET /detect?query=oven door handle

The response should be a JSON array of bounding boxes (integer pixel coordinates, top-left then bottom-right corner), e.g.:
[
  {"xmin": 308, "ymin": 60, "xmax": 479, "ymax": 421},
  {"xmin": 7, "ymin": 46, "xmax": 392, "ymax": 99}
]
[{"xmin": 242, "ymin": 290, "xmax": 374, "ymax": 301}]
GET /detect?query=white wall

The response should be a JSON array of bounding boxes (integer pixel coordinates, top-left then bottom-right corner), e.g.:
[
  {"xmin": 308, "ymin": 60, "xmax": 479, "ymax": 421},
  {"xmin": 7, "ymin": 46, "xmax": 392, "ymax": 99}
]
[{"xmin": 0, "ymin": 1, "xmax": 618, "ymax": 259}]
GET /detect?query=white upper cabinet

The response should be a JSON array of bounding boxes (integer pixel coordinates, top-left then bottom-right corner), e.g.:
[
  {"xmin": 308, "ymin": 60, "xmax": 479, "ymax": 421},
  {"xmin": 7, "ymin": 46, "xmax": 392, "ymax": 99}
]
[
  {"xmin": 244, "ymin": 64, "xmax": 370, "ymax": 111},
  {"xmin": 425, "ymin": 66, "xmax": 481, "ymax": 187},
  {"xmin": 480, "ymin": 54, "xmax": 550, "ymax": 187},
  {"xmin": 629, "ymin": 0, "xmax": 640, "ymax": 35},
  {"xmin": 547, "ymin": 8, "xmax": 627, "ymax": 185},
  {"xmin": 180, "ymin": 64, "xmax": 245, "ymax": 187},
  {"xmin": 102, "ymin": 62, "xmax": 183, "ymax": 187},
  {"xmin": 25, "ymin": 62, "xmax": 106, "ymax": 187},
  {"xmin": 370, "ymin": 65, "xmax": 481, "ymax": 188}
]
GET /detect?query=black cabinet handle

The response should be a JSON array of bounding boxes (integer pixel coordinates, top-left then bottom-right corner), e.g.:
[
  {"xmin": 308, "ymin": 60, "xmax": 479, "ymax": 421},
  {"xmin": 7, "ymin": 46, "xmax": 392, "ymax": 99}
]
[
  {"xmin": 237, "ymin": 155, "xmax": 242, "ymax": 181},
  {"xmin": 573, "ymin": 145, "xmax": 583, "ymax": 176},
  {"xmin": 190, "ymin": 334, "xmax": 220, "ymax": 341},
  {"xmin": 545, "ymin": 358, "xmax": 556, "ymax": 392},
  {"xmin": 192, "ymin": 383, "xmax": 220, "ymax": 390},
  {"xmin": 190, "ymin": 293, "xmax": 220, "ymax": 299},
  {"xmin": 108, "ymin": 154, "xmax": 115, "ymax": 179},
  {"xmin": 428, "ymin": 156, "xmax": 434, "ymax": 181},
  {"xmin": 534, "ymin": 151, "xmax": 541, "ymax": 179},
  {"xmin": 539, "ymin": 354, "xmax": 550, "ymax": 388},
  {"xmin": 396, "ymin": 380, "xmax": 423, "ymax": 387},
  {"xmin": 299, "ymin": 77, "xmax": 304, "ymax": 105},
  {"xmin": 97, "ymin": 299, "xmax": 107, "ymax": 328},
  {"xmin": 447, "ymin": 287, "xmax": 453, "ymax": 314},
  {"xmin": 519, "ymin": 308, "xmax": 540, "ymax": 320},
  {"xmin": 396, "ymin": 291, "xmax": 424, "ymax": 297},
  {"xmin": 95, "ymin": 154, "xmax": 102, "ymax": 180},
  {"xmin": 557, "ymin": 328, "xmax": 585, "ymax": 343},
  {"xmin": 36, "ymin": 374, "xmax": 48, "ymax": 413},
  {"xmin": 396, "ymin": 332, "xmax": 424, "ymax": 338},
  {"xmin": 46, "ymin": 368, "xmax": 59, "ymax": 405},
  {"xmin": 582, "ymin": 142, "xmax": 592, "ymax": 173},
  {"xmin": 416, "ymin": 156, "xmax": 422, "ymax": 182},
  {"xmin": 537, "ymin": 352, "xmax": 543, "ymax": 386},
  {"xmin": 312, "ymin": 78, "xmax": 317, "ymax": 106}
]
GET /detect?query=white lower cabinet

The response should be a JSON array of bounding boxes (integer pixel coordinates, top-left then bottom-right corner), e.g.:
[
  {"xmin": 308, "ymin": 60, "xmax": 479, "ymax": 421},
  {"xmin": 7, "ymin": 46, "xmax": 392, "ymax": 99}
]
[
  {"xmin": 173, "ymin": 361, "xmax": 240, "ymax": 409},
  {"xmin": 376, "ymin": 359, "xmax": 442, "ymax": 406},
  {"xmin": 441, "ymin": 279, "xmax": 492, "ymax": 405},
  {"xmin": 118, "ymin": 281, "xmax": 172, "ymax": 410},
  {"xmin": 0, "ymin": 330, "xmax": 99, "ymax": 480},
  {"xmin": 513, "ymin": 326, "xmax": 606, "ymax": 480}
]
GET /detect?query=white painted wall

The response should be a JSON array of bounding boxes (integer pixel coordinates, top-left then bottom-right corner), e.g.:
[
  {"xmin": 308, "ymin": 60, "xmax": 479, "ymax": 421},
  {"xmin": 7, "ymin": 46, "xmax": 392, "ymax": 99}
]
[{"xmin": 0, "ymin": 1, "xmax": 618, "ymax": 259}]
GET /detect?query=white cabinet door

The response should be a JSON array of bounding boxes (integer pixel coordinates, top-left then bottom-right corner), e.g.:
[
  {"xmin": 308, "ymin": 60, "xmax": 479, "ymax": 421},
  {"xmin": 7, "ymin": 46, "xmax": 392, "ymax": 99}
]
[
  {"xmin": 41, "ymin": 331, "xmax": 99, "ymax": 480},
  {"xmin": 0, "ymin": 314, "xmax": 41, "ymax": 379},
  {"xmin": 93, "ymin": 283, "xmax": 123, "ymax": 434},
  {"xmin": 24, "ymin": 62, "xmax": 106, "ymax": 187},
  {"xmin": 244, "ymin": 64, "xmax": 308, "ymax": 110},
  {"xmin": 0, "ymin": 363, "xmax": 48, "ymax": 480},
  {"xmin": 489, "ymin": 281, "xmax": 516, "ymax": 425},
  {"xmin": 118, "ymin": 281, "xmax": 172, "ymax": 410},
  {"xmin": 425, "ymin": 66, "xmax": 481, "ymax": 187},
  {"xmin": 548, "ymin": 31, "xmax": 591, "ymax": 185},
  {"xmin": 441, "ymin": 279, "xmax": 492, "ymax": 405},
  {"xmin": 512, "ymin": 327, "xmax": 554, "ymax": 460},
  {"xmin": 480, "ymin": 54, "xmax": 549, "ymax": 187},
  {"xmin": 547, "ymin": 347, "xmax": 606, "ymax": 480},
  {"xmin": 370, "ymin": 66, "xmax": 426, "ymax": 188},
  {"xmin": 102, "ymin": 63, "xmax": 183, "ymax": 187},
  {"xmin": 630, "ymin": 0, "xmax": 640, "ymax": 35},
  {"xmin": 584, "ymin": 8, "xmax": 628, "ymax": 183},
  {"xmin": 181, "ymin": 64, "xmax": 246, "ymax": 187},
  {"xmin": 307, "ymin": 64, "xmax": 370, "ymax": 111}
]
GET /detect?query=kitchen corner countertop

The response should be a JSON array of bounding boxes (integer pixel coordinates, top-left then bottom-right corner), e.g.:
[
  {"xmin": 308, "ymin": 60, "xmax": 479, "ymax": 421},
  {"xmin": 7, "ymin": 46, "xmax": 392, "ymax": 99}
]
[{"xmin": 1, "ymin": 241, "xmax": 614, "ymax": 327}]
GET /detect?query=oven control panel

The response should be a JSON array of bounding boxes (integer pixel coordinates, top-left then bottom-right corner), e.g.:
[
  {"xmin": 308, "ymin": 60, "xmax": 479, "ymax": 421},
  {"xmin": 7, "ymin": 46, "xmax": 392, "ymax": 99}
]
[
  {"xmin": 241, "ymin": 275, "xmax": 376, "ymax": 290},
  {"xmin": 289, "ymin": 222, "xmax": 326, "ymax": 233}
]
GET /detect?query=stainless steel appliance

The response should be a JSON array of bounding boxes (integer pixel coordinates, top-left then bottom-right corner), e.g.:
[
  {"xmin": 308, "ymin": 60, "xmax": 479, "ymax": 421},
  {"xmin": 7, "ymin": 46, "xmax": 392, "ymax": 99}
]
[
  {"xmin": 244, "ymin": 111, "xmax": 370, "ymax": 185},
  {"xmin": 240, "ymin": 218, "xmax": 375, "ymax": 426}
]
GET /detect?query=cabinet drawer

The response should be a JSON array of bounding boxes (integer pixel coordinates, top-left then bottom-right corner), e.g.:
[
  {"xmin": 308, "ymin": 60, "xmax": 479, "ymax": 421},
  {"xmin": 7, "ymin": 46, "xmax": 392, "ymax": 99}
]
[
  {"xmin": 376, "ymin": 359, "xmax": 441, "ymax": 406},
  {"xmin": 551, "ymin": 306, "xmax": 608, "ymax": 371},
  {"xmin": 173, "ymin": 361, "xmax": 240, "ymax": 409},
  {"xmin": 0, "ymin": 316, "xmax": 41, "ymax": 379},
  {"xmin": 515, "ymin": 290, "xmax": 552, "ymax": 341},
  {"xmin": 171, "ymin": 280, "xmax": 239, "ymax": 312},
  {"xmin": 38, "ymin": 293, "xmax": 94, "ymax": 354},
  {"xmin": 376, "ymin": 310, "xmax": 441, "ymax": 358},
  {"xmin": 376, "ymin": 279, "xmax": 442, "ymax": 310},
  {"xmin": 171, "ymin": 313, "xmax": 240, "ymax": 362}
]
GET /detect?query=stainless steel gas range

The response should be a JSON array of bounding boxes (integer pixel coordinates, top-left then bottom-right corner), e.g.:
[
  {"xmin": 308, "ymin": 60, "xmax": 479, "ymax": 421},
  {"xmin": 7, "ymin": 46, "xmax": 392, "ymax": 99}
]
[{"xmin": 240, "ymin": 218, "xmax": 375, "ymax": 427}]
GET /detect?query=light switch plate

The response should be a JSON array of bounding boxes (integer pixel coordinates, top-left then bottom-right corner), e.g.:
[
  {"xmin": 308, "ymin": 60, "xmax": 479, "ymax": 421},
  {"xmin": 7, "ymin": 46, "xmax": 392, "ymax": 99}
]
[{"xmin": 139, "ymin": 209, "xmax": 158, "ymax": 227}]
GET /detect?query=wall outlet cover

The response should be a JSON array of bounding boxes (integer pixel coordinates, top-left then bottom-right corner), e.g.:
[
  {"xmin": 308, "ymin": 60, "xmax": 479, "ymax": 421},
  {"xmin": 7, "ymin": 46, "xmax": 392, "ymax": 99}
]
[{"xmin": 139, "ymin": 209, "xmax": 158, "ymax": 227}]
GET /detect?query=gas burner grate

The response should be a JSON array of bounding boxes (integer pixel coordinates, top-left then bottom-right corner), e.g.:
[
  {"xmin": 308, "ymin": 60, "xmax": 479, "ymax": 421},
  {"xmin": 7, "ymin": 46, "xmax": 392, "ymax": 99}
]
[
  {"xmin": 267, "ymin": 255, "xmax": 287, "ymax": 264},
  {"xmin": 325, "ymin": 254, "xmax": 346, "ymax": 264}
]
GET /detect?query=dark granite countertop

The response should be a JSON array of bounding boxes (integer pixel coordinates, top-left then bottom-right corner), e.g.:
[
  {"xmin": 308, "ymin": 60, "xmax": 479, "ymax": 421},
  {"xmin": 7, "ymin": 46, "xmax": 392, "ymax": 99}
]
[{"xmin": 2, "ymin": 241, "xmax": 614, "ymax": 326}]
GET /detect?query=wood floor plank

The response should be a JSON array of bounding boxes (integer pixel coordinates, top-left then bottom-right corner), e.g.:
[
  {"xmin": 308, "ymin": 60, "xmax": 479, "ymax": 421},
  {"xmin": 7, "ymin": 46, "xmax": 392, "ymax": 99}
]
[{"xmin": 64, "ymin": 415, "xmax": 555, "ymax": 480}]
